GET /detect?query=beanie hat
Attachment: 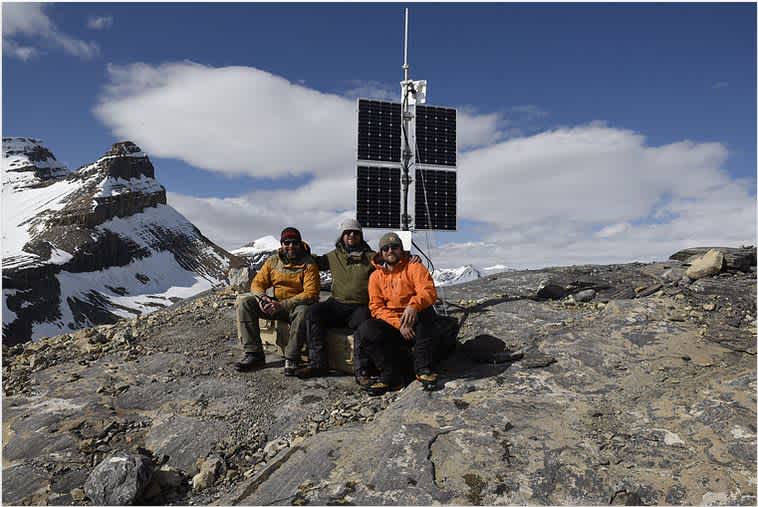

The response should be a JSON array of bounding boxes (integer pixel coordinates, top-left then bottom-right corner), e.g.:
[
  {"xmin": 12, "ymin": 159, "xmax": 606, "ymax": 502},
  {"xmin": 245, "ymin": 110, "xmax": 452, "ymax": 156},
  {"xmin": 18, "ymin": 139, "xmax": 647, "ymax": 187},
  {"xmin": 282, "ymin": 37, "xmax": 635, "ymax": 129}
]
[
  {"xmin": 280, "ymin": 227, "xmax": 302, "ymax": 243},
  {"xmin": 378, "ymin": 232, "xmax": 403, "ymax": 250},
  {"xmin": 338, "ymin": 218, "xmax": 363, "ymax": 235}
]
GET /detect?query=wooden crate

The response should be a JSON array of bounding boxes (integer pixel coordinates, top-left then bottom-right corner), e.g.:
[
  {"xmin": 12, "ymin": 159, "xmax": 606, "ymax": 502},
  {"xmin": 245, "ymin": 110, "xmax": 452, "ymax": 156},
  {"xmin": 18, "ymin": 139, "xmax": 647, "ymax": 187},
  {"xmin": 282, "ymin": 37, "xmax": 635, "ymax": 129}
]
[{"xmin": 259, "ymin": 319, "xmax": 354, "ymax": 374}]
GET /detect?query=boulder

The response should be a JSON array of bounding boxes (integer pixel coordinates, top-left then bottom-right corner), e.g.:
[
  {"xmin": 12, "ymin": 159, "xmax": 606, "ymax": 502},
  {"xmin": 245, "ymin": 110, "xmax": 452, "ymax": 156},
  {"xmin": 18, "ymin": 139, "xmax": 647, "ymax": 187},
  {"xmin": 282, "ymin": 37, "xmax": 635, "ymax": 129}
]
[
  {"xmin": 670, "ymin": 246, "xmax": 755, "ymax": 272},
  {"xmin": 685, "ymin": 249, "xmax": 725, "ymax": 280},
  {"xmin": 191, "ymin": 455, "xmax": 225, "ymax": 491},
  {"xmin": 83, "ymin": 451, "xmax": 154, "ymax": 505},
  {"xmin": 573, "ymin": 289, "xmax": 596, "ymax": 302},
  {"xmin": 536, "ymin": 281, "xmax": 567, "ymax": 300}
]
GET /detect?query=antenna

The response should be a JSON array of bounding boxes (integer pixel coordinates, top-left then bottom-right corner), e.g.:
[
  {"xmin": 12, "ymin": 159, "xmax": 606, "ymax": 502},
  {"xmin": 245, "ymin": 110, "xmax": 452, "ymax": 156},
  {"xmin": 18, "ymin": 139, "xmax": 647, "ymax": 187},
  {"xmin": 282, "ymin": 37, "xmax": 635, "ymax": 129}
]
[
  {"xmin": 403, "ymin": 8, "xmax": 409, "ymax": 83},
  {"xmin": 400, "ymin": 8, "xmax": 414, "ymax": 231}
]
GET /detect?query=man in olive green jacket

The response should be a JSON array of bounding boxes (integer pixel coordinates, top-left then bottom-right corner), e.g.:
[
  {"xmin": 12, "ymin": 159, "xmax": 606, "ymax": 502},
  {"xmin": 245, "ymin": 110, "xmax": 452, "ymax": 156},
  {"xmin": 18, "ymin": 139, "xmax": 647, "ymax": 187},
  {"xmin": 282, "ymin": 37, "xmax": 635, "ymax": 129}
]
[{"xmin": 295, "ymin": 218, "xmax": 374, "ymax": 381}]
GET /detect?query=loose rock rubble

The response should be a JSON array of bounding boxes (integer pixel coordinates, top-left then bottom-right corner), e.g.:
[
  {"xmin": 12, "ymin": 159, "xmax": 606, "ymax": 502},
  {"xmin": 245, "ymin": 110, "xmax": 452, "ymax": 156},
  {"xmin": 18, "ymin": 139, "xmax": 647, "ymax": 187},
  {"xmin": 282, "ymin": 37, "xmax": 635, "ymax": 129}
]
[{"xmin": 2, "ymin": 253, "xmax": 755, "ymax": 505}]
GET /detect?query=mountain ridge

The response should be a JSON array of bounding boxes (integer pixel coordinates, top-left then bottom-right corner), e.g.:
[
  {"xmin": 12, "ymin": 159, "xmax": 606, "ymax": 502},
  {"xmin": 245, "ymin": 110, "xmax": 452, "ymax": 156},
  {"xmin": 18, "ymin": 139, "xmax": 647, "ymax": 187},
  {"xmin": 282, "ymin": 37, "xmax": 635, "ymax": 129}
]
[{"xmin": 2, "ymin": 138, "xmax": 243, "ymax": 345}]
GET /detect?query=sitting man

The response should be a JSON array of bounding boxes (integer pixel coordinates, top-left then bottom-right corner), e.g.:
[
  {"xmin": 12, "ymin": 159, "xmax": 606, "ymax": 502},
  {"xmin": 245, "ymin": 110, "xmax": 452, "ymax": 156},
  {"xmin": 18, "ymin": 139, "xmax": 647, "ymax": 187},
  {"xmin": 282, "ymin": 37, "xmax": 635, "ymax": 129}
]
[
  {"xmin": 235, "ymin": 227, "xmax": 320, "ymax": 376},
  {"xmin": 295, "ymin": 218, "xmax": 375, "ymax": 381},
  {"xmin": 357, "ymin": 232, "xmax": 439, "ymax": 395}
]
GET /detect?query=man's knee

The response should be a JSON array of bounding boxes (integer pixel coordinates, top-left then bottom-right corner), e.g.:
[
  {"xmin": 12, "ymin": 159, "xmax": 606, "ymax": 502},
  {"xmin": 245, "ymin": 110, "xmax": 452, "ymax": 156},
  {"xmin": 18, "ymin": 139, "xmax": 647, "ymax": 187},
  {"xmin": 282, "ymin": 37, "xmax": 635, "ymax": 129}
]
[
  {"xmin": 348, "ymin": 306, "xmax": 371, "ymax": 330},
  {"xmin": 358, "ymin": 319, "xmax": 385, "ymax": 343},
  {"xmin": 290, "ymin": 304, "xmax": 309, "ymax": 323},
  {"xmin": 236, "ymin": 294, "xmax": 261, "ymax": 320},
  {"xmin": 306, "ymin": 301, "xmax": 329, "ymax": 323}
]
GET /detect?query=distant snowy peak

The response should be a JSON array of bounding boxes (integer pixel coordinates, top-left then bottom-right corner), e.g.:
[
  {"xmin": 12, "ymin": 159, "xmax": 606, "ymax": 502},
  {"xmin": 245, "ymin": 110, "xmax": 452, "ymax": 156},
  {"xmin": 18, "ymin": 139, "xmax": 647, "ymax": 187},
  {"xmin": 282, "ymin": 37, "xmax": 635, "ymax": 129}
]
[
  {"xmin": 433, "ymin": 264, "xmax": 514, "ymax": 287},
  {"xmin": 433, "ymin": 265, "xmax": 484, "ymax": 287},
  {"xmin": 233, "ymin": 235, "xmax": 281, "ymax": 257},
  {"xmin": 2, "ymin": 137, "xmax": 69, "ymax": 189},
  {"xmin": 232, "ymin": 236, "xmax": 280, "ymax": 271}
]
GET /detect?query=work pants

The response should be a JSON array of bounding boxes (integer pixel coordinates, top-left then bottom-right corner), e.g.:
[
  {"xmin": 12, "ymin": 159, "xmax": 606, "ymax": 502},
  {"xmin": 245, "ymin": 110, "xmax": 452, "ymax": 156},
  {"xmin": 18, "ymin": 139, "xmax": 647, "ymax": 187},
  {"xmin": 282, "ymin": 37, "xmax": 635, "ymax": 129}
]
[
  {"xmin": 357, "ymin": 307, "xmax": 438, "ymax": 384},
  {"xmin": 236, "ymin": 294, "xmax": 308, "ymax": 361},
  {"xmin": 305, "ymin": 298, "xmax": 371, "ymax": 370}
]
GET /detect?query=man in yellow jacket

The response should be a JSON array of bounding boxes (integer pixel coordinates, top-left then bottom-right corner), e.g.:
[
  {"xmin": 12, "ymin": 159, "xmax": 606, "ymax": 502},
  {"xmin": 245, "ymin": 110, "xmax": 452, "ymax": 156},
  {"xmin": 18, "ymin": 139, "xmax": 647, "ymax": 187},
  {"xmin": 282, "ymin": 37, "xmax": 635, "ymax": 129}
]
[
  {"xmin": 357, "ymin": 232, "xmax": 439, "ymax": 394},
  {"xmin": 235, "ymin": 227, "xmax": 320, "ymax": 375}
]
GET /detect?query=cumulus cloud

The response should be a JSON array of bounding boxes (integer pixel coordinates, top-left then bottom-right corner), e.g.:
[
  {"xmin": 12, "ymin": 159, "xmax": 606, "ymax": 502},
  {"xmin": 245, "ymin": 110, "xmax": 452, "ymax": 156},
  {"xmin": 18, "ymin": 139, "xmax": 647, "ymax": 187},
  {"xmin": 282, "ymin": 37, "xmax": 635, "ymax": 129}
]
[
  {"xmin": 95, "ymin": 62, "xmax": 507, "ymax": 177},
  {"xmin": 96, "ymin": 62, "xmax": 754, "ymax": 269},
  {"xmin": 96, "ymin": 62, "xmax": 358, "ymax": 178},
  {"xmin": 2, "ymin": 3, "xmax": 99, "ymax": 60},
  {"xmin": 87, "ymin": 16, "xmax": 113, "ymax": 30}
]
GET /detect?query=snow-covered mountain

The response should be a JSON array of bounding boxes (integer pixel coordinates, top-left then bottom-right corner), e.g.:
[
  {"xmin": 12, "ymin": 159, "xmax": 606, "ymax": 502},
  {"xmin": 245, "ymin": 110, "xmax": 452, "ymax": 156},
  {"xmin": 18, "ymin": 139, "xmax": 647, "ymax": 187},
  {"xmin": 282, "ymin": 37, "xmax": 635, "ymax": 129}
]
[
  {"xmin": 2, "ymin": 138, "xmax": 243, "ymax": 345},
  {"xmin": 231, "ymin": 235, "xmax": 281, "ymax": 271},
  {"xmin": 432, "ymin": 264, "xmax": 514, "ymax": 287}
]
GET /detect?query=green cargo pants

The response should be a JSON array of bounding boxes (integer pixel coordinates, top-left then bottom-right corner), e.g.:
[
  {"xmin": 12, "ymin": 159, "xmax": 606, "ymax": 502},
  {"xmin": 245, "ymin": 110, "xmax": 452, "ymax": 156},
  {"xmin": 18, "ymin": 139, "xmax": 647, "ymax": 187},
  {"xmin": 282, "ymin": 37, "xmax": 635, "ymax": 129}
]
[{"xmin": 236, "ymin": 294, "xmax": 308, "ymax": 361}]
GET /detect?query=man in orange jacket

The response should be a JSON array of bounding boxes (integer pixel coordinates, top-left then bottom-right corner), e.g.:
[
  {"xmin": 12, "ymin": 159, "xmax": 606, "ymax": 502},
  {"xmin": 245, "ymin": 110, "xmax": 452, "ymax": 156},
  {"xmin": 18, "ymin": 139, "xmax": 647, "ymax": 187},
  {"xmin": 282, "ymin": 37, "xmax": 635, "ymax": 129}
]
[{"xmin": 357, "ymin": 232, "xmax": 440, "ymax": 394}]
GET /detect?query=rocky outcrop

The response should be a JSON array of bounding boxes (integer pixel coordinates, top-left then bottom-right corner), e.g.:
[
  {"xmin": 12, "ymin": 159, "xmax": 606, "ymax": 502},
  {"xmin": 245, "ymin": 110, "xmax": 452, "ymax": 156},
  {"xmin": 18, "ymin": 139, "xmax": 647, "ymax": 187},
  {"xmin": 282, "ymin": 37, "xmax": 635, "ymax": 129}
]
[
  {"xmin": 2, "ymin": 139, "xmax": 244, "ymax": 345},
  {"xmin": 2, "ymin": 254, "xmax": 755, "ymax": 505},
  {"xmin": 670, "ymin": 245, "xmax": 756, "ymax": 273}
]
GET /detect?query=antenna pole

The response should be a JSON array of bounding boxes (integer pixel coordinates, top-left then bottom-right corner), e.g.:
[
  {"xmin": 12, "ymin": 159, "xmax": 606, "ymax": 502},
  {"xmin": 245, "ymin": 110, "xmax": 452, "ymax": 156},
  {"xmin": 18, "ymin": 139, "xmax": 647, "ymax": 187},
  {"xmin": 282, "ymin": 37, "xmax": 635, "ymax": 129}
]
[
  {"xmin": 403, "ymin": 8, "xmax": 409, "ymax": 82},
  {"xmin": 400, "ymin": 8, "xmax": 412, "ymax": 231}
]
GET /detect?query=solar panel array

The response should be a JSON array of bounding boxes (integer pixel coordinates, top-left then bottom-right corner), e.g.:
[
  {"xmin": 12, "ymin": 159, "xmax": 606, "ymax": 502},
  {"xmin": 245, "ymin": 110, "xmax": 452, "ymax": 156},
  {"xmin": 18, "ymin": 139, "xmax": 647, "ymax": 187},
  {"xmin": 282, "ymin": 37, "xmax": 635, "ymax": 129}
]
[
  {"xmin": 356, "ymin": 166, "xmax": 401, "ymax": 229},
  {"xmin": 414, "ymin": 169, "xmax": 456, "ymax": 230},
  {"xmin": 416, "ymin": 105, "xmax": 456, "ymax": 166},
  {"xmin": 357, "ymin": 100, "xmax": 401, "ymax": 163},
  {"xmin": 356, "ymin": 99, "xmax": 457, "ymax": 230}
]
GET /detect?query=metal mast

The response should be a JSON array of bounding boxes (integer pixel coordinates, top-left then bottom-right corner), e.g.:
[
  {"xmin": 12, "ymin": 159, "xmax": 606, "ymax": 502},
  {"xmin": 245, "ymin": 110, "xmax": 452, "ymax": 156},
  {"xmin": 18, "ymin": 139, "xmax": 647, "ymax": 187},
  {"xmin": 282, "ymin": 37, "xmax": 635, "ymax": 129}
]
[{"xmin": 400, "ymin": 8, "xmax": 414, "ymax": 231}]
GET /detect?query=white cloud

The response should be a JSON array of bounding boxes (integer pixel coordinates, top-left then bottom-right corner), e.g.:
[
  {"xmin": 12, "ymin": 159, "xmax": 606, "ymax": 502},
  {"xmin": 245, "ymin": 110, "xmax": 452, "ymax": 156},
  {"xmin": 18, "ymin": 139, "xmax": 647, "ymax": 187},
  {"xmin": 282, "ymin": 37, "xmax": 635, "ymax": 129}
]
[
  {"xmin": 457, "ymin": 107, "xmax": 504, "ymax": 149},
  {"xmin": 3, "ymin": 40, "xmax": 38, "ymax": 61},
  {"xmin": 95, "ymin": 62, "xmax": 357, "ymax": 178},
  {"xmin": 2, "ymin": 3, "xmax": 99, "ymax": 60},
  {"xmin": 96, "ymin": 62, "xmax": 754, "ymax": 269},
  {"xmin": 95, "ymin": 62, "xmax": 506, "ymax": 178},
  {"xmin": 87, "ymin": 16, "xmax": 113, "ymax": 30}
]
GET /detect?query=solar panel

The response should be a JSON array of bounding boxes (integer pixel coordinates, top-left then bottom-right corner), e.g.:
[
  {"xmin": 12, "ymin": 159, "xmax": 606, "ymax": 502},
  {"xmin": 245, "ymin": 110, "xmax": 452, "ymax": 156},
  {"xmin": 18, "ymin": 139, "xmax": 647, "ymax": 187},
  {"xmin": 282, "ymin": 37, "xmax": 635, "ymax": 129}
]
[
  {"xmin": 356, "ymin": 165, "xmax": 401, "ymax": 229},
  {"xmin": 416, "ymin": 105, "xmax": 456, "ymax": 166},
  {"xmin": 357, "ymin": 99, "xmax": 401, "ymax": 163},
  {"xmin": 414, "ymin": 169, "xmax": 456, "ymax": 230}
]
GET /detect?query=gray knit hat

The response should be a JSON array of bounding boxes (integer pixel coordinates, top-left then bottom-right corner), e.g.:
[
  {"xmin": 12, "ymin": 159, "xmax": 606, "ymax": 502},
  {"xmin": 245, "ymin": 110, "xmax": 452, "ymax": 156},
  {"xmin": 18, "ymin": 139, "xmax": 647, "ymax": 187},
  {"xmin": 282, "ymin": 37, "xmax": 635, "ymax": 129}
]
[
  {"xmin": 337, "ymin": 218, "xmax": 362, "ymax": 240},
  {"xmin": 378, "ymin": 232, "xmax": 403, "ymax": 250}
]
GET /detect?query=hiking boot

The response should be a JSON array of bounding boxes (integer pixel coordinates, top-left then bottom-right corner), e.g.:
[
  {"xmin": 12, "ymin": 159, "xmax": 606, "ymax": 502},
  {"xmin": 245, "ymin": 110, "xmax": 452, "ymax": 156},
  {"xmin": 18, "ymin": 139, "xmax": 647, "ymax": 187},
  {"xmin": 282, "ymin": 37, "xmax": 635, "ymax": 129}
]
[
  {"xmin": 355, "ymin": 369, "xmax": 376, "ymax": 388},
  {"xmin": 415, "ymin": 368, "xmax": 438, "ymax": 391},
  {"xmin": 283, "ymin": 359, "xmax": 298, "ymax": 376},
  {"xmin": 235, "ymin": 353, "xmax": 265, "ymax": 372},
  {"xmin": 294, "ymin": 366, "xmax": 329, "ymax": 379},
  {"xmin": 363, "ymin": 379, "xmax": 404, "ymax": 396}
]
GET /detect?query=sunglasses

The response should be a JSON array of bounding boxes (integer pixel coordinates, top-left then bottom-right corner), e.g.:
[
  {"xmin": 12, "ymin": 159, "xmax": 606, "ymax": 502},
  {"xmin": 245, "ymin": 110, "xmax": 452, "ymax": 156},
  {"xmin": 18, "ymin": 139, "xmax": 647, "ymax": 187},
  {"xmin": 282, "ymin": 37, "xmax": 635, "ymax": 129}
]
[
  {"xmin": 282, "ymin": 239, "xmax": 301, "ymax": 246},
  {"xmin": 381, "ymin": 244, "xmax": 402, "ymax": 252},
  {"xmin": 343, "ymin": 230, "xmax": 362, "ymax": 236}
]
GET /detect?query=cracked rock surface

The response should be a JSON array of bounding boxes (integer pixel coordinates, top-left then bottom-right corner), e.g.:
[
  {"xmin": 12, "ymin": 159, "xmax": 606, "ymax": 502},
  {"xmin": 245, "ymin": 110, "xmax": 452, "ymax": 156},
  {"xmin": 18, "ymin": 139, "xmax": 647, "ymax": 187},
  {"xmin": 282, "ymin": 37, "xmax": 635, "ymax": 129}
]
[{"xmin": 3, "ymin": 259, "xmax": 756, "ymax": 505}]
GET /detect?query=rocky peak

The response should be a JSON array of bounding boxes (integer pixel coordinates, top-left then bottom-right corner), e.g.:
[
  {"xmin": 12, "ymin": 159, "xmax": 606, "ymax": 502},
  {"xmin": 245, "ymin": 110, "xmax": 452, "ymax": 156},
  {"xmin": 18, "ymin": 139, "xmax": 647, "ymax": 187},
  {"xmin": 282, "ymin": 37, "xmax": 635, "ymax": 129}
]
[
  {"xmin": 3, "ymin": 139, "xmax": 241, "ymax": 345},
  {"xmin": 2, "ymin": 137, "xmax": 69, "ymax": 189},
  {"xmin": 48, "ymin": 141, "xmax": 166, "ymax": 229}
]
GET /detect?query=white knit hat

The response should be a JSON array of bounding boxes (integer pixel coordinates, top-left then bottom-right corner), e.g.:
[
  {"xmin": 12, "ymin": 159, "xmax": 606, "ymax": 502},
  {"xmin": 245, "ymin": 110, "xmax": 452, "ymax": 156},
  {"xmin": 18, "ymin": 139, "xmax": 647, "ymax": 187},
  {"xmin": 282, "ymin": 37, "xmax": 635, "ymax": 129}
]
[{"xmin": 338, "ymin": 218, "xmax": 362, "ymax": 237}]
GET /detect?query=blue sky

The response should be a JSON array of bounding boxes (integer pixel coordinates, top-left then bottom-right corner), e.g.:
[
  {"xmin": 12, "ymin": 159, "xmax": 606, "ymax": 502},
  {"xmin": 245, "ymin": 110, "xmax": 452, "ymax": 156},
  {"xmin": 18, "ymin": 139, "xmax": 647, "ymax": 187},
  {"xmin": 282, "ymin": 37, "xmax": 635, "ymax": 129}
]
[{"xmin": 3, "ymin": 3, "xmax": 756, "ymax": 268}]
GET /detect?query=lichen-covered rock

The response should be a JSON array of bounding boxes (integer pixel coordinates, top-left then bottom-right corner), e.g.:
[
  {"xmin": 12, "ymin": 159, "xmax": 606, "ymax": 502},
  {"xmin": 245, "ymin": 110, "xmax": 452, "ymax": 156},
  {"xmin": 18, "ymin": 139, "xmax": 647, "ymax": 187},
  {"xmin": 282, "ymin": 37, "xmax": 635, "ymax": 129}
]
[{"xmin": 83, "ymin": 451, "xmax": 153, "ymax": 505}]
